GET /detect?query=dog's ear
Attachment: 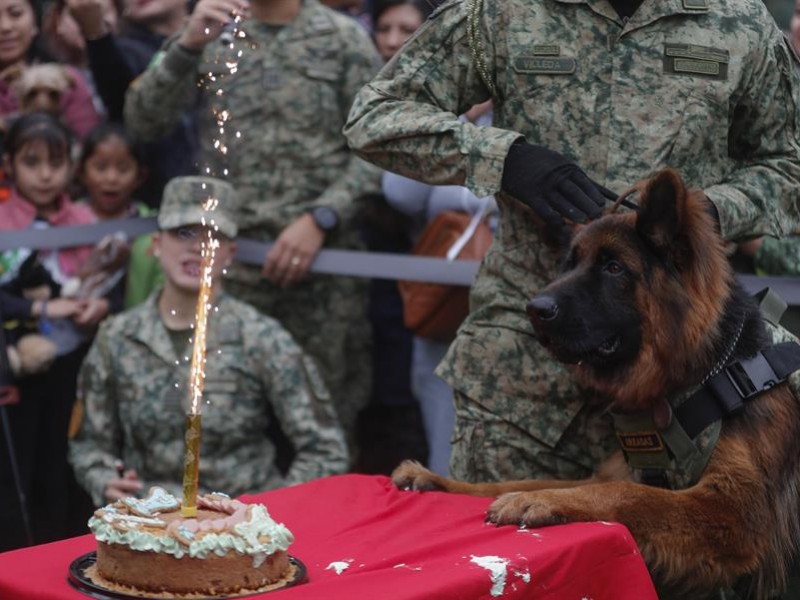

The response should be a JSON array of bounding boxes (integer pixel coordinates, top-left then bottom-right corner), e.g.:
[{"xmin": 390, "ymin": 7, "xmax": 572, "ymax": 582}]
[{"xmin": 635, "ymin": 169, "xmax": 691, "ymax": 266}]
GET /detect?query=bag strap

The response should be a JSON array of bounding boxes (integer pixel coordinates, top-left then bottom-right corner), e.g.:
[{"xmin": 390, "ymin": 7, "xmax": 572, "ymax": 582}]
[
  {"xmin": 446, "ymin": 196, "xmax": 493, "ymax": 261},
  {"xmin": 466, "ymin": 0, "xmax": 497, "ymax": 98}
]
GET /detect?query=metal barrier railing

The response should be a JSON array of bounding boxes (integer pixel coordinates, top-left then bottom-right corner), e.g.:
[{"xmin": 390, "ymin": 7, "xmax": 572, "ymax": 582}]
[{"xmin": 0, "ymin": 217, "xmax": 797, "ymax": 305}]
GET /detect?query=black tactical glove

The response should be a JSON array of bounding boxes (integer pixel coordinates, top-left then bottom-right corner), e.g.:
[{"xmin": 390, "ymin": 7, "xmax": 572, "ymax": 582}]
[{"xmin": 501, "ymin": 141, "xmax": 616, "ymax": 226}]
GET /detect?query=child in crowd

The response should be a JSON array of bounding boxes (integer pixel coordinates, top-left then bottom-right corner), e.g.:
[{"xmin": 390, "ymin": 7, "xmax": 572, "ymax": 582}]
[
  {"xmin": 69, "ymin": 176, "xmax": 348, "ymax": 506},
  {"xmin": 0, "ymin": 112, "xmax": 106, "ymax": 550},
  {"xmin": 76, "ymin": 121, "xmax": 162, "ymax": 309},
  {"xmin": 78, "ymin": 122, "xmax": 147, "ymax": 221}
]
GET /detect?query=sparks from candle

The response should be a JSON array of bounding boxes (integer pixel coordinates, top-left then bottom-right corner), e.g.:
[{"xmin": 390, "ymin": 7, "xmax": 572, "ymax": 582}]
[
  {"xmin": 181, "ymin": 4, "xmax": 248, "ymax": 517},
  {"xmin": 188, "ymin": 199, "xmax": 220, "ymax": 416}
]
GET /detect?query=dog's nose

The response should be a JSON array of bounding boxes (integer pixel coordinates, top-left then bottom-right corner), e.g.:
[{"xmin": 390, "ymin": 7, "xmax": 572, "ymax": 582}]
[{"xmin": 527, "ymin": 296, "xmax": 559, "ymax": 322}]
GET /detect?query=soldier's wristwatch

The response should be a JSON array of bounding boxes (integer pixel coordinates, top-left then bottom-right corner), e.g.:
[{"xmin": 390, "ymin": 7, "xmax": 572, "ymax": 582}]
[{"xmin": 309, "ymin": 206, "xmax": 339, "ymax": 232}]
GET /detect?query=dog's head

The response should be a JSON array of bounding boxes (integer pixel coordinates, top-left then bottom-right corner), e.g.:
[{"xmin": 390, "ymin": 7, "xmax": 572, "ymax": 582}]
[
  {"xmin": 527, "ymin": 169, "xmax": 732, "ymax": 411},
  {"xmin": 13, "ymin": 64, "xmax": 74, "ymax": 116}
]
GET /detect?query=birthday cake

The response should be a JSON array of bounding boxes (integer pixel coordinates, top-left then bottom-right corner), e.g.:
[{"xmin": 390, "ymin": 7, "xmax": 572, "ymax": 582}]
[{"xmin": 86, "ymin": 487, "xmax": 295, "ymax": 597}]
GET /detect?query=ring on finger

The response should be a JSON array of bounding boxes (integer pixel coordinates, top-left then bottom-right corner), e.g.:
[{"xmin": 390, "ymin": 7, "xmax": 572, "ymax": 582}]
[{"xmin": 290, "ymin": 256, "xmax": 301, "ymax": 267}]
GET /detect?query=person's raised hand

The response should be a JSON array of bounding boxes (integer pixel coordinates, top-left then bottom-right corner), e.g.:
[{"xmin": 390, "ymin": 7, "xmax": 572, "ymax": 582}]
[
  {"xmin": 261, "ymin": 213, "xmax": 325, "ymax": 288},
  {"xmin": 501, "ymin": 141, "xmax": 616, "ymax": 228},
  {"xmin": 65, "ymin": 0, "xmax": 109, "ymax": 40},
  {"xmin": 178, "ymin": 0, "xmax": 250, "ymax": 51}
]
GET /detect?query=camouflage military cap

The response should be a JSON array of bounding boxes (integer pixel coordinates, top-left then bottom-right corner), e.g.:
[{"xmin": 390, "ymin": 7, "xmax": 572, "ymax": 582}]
[{"xmin": 158, "ymin": 176, "xmax": 238, "ymax": 238}]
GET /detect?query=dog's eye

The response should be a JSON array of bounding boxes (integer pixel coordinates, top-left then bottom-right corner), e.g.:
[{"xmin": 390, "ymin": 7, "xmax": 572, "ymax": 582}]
[{"xmin": 603, "ymin": 260, "xmax": 623, "ymax": 275}]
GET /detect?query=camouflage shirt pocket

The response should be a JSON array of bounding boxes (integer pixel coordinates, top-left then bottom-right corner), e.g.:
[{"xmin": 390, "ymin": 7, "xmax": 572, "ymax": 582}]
[
  {"xmin": 507, "ymin": 45, "xmax": 595, "ymax": 152},
  {"xmin": 276, "ymin": 60, "xmax": 341, "ymax": 132},
  {"xmin": 663, "ymin": 87, "xmax": 729, "ymax": 184}
]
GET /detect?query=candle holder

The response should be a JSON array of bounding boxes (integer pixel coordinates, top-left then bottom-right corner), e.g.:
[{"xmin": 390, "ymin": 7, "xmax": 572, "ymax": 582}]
[{"xmin": 181, "ymin": 413, "xmax": 202, "ymax": 517}]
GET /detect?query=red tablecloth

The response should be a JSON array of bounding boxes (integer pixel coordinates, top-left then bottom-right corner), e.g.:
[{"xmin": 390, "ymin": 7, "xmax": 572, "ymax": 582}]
[{"xmin": 0, "ymin": 474, "xmax": 657, "ymax": 599}]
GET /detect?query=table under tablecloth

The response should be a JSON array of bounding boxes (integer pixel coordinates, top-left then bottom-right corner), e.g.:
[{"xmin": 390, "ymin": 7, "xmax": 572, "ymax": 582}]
[{"xmin": 0, "ymin": 474, "xmax": 657, "ymax": 599}]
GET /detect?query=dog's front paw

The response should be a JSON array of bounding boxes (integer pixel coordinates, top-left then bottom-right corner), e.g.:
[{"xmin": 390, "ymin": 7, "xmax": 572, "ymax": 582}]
[
  {"xmin": 391, "ymin": 460, "xmax": 445, "ymax": 492},
  {"xmin": 487, "ymin": 491, "xmax": 572, "ymax": 528}
]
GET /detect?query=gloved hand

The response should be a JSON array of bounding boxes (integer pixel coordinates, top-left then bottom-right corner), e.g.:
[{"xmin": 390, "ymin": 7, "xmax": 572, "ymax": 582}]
[{"xmin": 501, "ymin": 141, "xmax": 616, "ymax": 226}]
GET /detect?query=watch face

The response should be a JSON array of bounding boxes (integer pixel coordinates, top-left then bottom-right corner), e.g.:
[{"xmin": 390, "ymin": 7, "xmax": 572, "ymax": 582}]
[{"xmin": 313, "ymin": 206, "xmax": 338, "ymax": 231}]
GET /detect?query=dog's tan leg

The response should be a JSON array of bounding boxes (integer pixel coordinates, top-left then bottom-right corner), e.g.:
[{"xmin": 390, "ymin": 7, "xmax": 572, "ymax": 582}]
[
  {"xmin": 486, "ymin": 450, "xmax": 767, "ymax": 594},
  {"xmin": 391, "ymin": 452, "xmax": 629, "ymax": 496},
  {"xmin": 391, "ymin": 460, "xmax": 587, "ymax": 495}
]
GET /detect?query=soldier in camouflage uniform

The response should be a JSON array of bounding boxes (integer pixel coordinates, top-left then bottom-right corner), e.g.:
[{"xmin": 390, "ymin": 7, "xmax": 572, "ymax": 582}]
[
  {"xmin": 345, "ymin": 0, "xmax": 800, "ymax": 483},
  {"xmin": 69, "ymin": 177, "xmax": 348, "ymax": 507},
  {"xmin": 123, "ymin": 0, "xmax": 382, "ymax": 446}
]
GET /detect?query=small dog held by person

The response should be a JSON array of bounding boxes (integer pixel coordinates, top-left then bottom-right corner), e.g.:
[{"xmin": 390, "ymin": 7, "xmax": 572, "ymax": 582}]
[
  {"xmin": 393, "ymin": 169, "xmax": 800, "ymax": 599},
  {"xmin": 12, "ymin": 64, "xmax": 74, "ymax": 116}
]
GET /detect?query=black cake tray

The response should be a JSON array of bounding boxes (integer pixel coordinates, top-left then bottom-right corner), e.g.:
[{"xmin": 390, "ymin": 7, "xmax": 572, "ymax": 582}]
[{"xmin": 68, "ymin": 551, "xmax": 307, "ymax": 599}]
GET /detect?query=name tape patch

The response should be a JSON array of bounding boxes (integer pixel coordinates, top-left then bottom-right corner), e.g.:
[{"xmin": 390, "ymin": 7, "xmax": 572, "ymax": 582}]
[
  {"xmin": 513, "ymin": 56, "xmax": 576, "ymax": 75},
  {"xmin": 664, "ymin": 44, "xmax": 728, "ymax": 80},
  {"xmin": 617, "ymin": 431, "xmax": 665, "ymax": 452}
]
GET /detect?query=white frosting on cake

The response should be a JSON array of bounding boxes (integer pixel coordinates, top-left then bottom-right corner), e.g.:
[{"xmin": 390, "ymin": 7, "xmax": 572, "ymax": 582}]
[
  {"xmin": 122, "ymin": 487, "xmax": 180, "ymax": 516},
  {"xmin": 89, "ymin": 487, "xmax": 294, "ymax": 560}
]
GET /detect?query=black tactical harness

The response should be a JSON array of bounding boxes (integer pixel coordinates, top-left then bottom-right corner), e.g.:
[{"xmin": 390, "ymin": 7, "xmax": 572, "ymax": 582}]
[
  {"xmin": 612, "ymin": 289, "xmax": 800, "ymax": 490},
  {"xmin": 676, "ymin": 341, "xmax": 800, "ymax": 439}
]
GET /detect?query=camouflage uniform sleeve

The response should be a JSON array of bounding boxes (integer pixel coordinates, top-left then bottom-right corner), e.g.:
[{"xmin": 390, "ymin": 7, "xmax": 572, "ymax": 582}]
[
  {"xmin": 252, "ymin": 322, "xmax": 349, "ymax": 484},
  {"xmin": 123, "ymin": 41, "xmax": 202, "ymax": 143},
  {"xmin": 704, "ymin": 28, "xmax": 800, "ymax": 240},
  {"xmin": 311, "ymin": 21, "xmax": 383, "ymax": 222},
  {"xmin": 344, "ymin": 0, "xmax": 521, "ymax": 198},
  {"xmin": 68, "ymin": 321, "xmax": 122, "ymax": 507},
  {"xmin": 754, "ymin": 235, "xmax": 800, "ymax": 276}
]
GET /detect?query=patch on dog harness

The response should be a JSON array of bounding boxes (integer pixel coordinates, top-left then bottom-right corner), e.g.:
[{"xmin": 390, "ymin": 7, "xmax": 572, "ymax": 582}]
[
  {"xmin": 612, "ymin": 409, "xmax": 719, "ymax": 486},
  {"xmin": 616, "ymin": 431, "xmax": 664, "ymax": 452}
]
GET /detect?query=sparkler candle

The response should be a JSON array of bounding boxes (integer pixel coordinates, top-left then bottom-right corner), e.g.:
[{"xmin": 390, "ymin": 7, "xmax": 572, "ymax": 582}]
[
  {"xmin": 181, "ymin": 212, "xmax": 221, "ymax": 517},
  {"xmin": 181, "ymin": 12, "xmax": 243, "ymax": 516}
]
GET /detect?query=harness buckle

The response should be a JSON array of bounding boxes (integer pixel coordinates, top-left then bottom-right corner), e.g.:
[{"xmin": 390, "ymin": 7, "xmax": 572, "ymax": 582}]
[{"xmin": 721, "ymin": 353, "xmax": 779, "ymax": 409}]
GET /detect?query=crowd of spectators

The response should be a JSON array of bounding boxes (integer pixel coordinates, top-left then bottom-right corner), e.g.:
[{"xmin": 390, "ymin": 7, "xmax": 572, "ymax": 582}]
[
  {"xmin": 0, "ymin": 0, "xmax": 797, "ymax": 556},
  {"xmin": 0, "ymin": 0, "xmax": 446, "ymax": 553}
]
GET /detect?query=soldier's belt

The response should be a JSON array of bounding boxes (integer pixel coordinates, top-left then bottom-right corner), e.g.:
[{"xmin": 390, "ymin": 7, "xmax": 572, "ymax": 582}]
[{"xmin": 1, "ymin": 217, "xmax": 798, "ymax": 299}]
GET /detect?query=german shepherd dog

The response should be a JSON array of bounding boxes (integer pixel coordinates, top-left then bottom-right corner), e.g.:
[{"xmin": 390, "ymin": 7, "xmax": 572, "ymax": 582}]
[{"xmin": 392, "ymin": 170, "xmax": 800, "ymax": 598}]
